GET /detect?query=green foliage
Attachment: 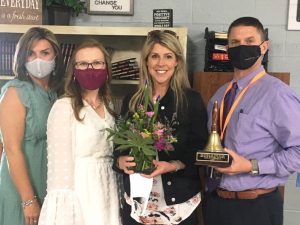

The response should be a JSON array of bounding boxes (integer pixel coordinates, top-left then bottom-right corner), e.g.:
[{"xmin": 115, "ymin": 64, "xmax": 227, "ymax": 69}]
[
  {"xmin": 46, "ymin": 0, "xmax": 85, "ymax": 16},
  {"xmin": 107, "ymin": 128, "xmax": 157, "ymax": 156}
]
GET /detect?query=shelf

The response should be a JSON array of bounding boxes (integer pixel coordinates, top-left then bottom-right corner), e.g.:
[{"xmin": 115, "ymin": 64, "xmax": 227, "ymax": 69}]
[
  {"xmin": 0, "ymin": 76, "xmax": 14, "ymax": 80},
  {"xmin": 111, "ymin": 79, "xmax": 139, "ymax": 85},
  {"xmin": 0, "ymin": 24, "xmax": 184, "ymax": 35},
  {"xmin": 0, "ymin": 24, "xmax": 187, "ymax": 57}
]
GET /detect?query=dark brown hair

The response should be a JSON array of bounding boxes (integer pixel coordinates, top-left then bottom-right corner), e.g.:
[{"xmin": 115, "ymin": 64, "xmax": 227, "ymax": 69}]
[
  {"xmin": 228, "ymin": 17, "xmax": 266, "ymax": 41},
  {"xmin": 13, "ymin": 27, "xmax": 64, "ymax": 91}
]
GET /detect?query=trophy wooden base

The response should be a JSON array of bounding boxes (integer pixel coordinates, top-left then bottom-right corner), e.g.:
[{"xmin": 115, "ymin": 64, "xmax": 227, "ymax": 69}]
[{"xmin": 195, "ymin": 151, "xmax": 232, "ymax": 168}]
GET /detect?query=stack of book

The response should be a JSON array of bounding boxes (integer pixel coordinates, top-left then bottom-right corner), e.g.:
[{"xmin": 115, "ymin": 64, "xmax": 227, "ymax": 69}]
[
  {"xmin": 0, "ymin": 39, "xmax": 17, "ymax": 76},
  {"xmin": 111, "ymin": 58, "xmax": 139, "ymax": 80},
  {"xmin": 214, "ymin": 31, "xmax": 228, "ymax": 39},
  {"xmin": 0, "ymin": 41, "xmax": 75, "ymax": 76}
]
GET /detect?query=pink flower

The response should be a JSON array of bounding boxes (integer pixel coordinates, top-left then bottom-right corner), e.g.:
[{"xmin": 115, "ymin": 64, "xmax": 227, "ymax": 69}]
[
  {"xmin": 145, "ymin": 111, "xmax": 155, "ymax": 117},
  {"xmin": 154, "ymin": 128, "xmax": 164, "ymax": 137}
]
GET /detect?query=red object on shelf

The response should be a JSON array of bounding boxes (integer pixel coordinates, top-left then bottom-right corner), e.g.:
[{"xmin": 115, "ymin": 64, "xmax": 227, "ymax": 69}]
[{"xmin": 212, "ymin": 53, "xmax": 229, "ymax": 61}]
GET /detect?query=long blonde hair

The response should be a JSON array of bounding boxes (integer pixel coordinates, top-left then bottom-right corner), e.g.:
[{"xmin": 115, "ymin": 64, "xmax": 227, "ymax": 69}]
[{"xmin": 129, "ymin": 30, "xmax": 190, "ymax": 113}]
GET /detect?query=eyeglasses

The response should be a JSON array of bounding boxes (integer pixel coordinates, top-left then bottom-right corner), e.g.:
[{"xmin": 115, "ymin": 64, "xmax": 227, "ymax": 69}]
[
  {"xmin": 75, "ymin": 60, "xmax": 106, "ymax": 70},
  {"xmin": 147, "ymin": 29, "xmax": 177, "ymax": 38}
]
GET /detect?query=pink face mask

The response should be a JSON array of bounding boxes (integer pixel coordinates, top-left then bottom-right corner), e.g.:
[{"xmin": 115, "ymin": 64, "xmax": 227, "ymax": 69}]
[{"xmin": 74, "ymin": 68, "xmax": 108, "ymax": 90}]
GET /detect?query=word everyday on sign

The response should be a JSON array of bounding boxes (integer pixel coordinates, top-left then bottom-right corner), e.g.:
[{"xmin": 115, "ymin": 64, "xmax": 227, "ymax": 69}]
[{"xmin": 0, "ymin": 0, "xmax": 42, "ymax": 24}]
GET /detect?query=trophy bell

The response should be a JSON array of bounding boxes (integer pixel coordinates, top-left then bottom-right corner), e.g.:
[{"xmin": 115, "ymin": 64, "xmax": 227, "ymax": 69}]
[{"xmin": 195, "ymin": 101, "xmax": 232, "ymax": 167}]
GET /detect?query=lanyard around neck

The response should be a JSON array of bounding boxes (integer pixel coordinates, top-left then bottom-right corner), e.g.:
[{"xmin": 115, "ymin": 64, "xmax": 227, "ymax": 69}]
[{"xmin": 219, "ymin": 70, "xmax": 266, "ymax": 140}]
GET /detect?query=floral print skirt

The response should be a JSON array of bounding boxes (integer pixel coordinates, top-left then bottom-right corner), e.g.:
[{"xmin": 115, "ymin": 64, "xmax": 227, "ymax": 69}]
[{"xmin": 125, "ymin": 175, "xmax": 201, "ymax": 225}]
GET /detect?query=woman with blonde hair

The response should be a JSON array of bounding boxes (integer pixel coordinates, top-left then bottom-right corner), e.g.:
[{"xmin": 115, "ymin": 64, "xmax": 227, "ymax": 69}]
[{"xmin": 114, "ymin": 30, "xmax": 208, "ymax": 225}]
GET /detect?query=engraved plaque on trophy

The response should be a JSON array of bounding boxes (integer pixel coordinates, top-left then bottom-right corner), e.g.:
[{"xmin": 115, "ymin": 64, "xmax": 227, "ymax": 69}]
[{"xmin": 195, "ymin": 101, "xmax": 232, "ymax": 168}]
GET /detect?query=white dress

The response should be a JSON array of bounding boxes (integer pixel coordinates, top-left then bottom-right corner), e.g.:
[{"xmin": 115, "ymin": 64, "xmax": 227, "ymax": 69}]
[{"xmin": 39, "ymin": 97, "xmax": 121, "ymax": 225}]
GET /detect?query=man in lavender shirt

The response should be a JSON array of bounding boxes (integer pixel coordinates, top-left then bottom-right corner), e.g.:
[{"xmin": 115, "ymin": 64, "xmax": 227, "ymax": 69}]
[{"xmin": 202, "ymin": 17, "xmax": 300, "ymax": 225}]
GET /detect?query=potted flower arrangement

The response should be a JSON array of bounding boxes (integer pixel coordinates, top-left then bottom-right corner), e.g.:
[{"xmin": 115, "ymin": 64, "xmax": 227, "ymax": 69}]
[
  {"xmin": 46, "ymin": 0, "xmax": 85, "ymax": 25},
  {"xmin": 107, "ymin": 83, "xmax": 177, "ymax": 174}
]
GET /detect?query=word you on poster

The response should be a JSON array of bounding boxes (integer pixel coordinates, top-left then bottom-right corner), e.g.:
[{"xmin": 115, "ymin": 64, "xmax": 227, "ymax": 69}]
[{"xmin": 88, "ymin": 0, "xmax": 134, "ymax": 15}]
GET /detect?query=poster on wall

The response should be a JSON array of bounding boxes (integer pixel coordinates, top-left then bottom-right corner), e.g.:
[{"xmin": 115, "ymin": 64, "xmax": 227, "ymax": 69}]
[
  {"xmin": 153, "ymin": 9, "xmax": 173, "ymax": 28},
  {"xmin": 0, "ymin": 0, "xmax": 42, "ymax": 25},
  {"xmin": 88, "ymin": 0, "xmax": 134, "ymax": 15},
  {"xmin": 288, "ymin": 0, "xmax": 300, "ymax": 30}
]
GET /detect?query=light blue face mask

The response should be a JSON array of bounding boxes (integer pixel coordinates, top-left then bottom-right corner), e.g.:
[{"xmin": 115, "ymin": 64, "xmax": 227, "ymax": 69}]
[{"xmin": 25, "ymin": 58, "xmax": 56, "ymax": 79}]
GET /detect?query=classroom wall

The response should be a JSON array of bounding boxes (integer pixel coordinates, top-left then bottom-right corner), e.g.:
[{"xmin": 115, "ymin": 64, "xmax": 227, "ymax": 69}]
[{"xmin": 73, "ymin": 1, "xmax": 300, "ymax": 224}]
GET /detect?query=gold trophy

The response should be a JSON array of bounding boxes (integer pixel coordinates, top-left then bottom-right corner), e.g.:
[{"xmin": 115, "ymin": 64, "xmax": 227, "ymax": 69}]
[{"xmin": 195, "ymin": 101, "xmax": 232, "ymax": 167}]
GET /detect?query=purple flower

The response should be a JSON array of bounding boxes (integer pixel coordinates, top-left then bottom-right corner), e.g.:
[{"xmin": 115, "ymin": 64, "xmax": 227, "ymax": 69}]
[{"xmin": 154, "ymin": 137, "xmax": 166, "ymax": 151}]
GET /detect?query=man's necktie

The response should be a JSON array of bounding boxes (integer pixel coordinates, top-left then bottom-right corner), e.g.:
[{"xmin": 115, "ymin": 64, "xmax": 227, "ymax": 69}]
[{"xmin": 223, "ymin": 82, "xmax": 238, "ymax": 124}]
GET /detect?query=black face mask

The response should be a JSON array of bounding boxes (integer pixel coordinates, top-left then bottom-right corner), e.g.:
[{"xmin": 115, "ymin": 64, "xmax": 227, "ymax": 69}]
[{"xmin": 228, "ymin": 43, "xmax": 263, "ymax": 70}]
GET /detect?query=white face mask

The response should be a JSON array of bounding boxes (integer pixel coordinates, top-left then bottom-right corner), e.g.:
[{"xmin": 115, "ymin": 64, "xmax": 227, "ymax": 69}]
[{"xmin": 25, "ymin": 58, "xmax": 55, "ymax": 79}]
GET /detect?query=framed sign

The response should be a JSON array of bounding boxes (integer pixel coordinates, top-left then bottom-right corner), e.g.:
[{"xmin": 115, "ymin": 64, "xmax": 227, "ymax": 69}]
[
  {"xmin": 288, "ymin": 0, "xmax": 300, "ymax": 30},
  {"xmin": 0, "ymin": 0, "xmax": 42, "ymax": 24},
  {"xmin": 153, "ymin": 9, "xmax": 173, "ymax": 28},
  {"xmin": 88, "ymin": 0, "xmax": 133, "ymax": 15}
]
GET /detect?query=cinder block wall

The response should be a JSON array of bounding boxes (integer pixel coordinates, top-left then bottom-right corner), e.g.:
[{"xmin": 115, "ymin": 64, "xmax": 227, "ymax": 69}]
[{"xmin": 73, "ymin": 1, "xmax": 300, "ymax": 224}]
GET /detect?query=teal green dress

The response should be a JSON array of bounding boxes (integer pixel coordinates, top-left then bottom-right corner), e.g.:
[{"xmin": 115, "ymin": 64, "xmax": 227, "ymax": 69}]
[{"xmin": 0, "ymin": 79, "xmax": 57, "ymax": 225}]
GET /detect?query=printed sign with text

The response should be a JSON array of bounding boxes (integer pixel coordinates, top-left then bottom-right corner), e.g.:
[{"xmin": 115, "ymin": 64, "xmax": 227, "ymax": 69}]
[
  {"xmin": 153, "ymin": 9, "xmax": 173, "ymax": 28},
  {"xmin": 88, "ymin": 0, "xmax": 133, "ymax": 15},
  {"xmin": 0, "ymin": 0, "xmax": 42, "ymax": 25}
]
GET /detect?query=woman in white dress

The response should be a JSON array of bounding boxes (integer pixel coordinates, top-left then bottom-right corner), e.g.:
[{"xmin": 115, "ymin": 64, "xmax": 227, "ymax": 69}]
[{"xmin": 39, "ymin": 39, "xmax": 122, "ymax": 225}]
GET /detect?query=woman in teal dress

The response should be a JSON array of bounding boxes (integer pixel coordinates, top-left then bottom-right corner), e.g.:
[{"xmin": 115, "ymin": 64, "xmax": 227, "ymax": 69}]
[
  {"xmin": 0, "ymin": 27, "xmax": 64, "ymax": 225},
  {"xmin": 0, "ymin": 140, "xmax": 2, "ymax": 164}
]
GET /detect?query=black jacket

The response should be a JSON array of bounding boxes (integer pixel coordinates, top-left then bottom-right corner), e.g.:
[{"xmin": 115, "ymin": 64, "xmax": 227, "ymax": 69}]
[{"xmin": 113, "ymin": 88, "xmax": 208, "ymax": 205}]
